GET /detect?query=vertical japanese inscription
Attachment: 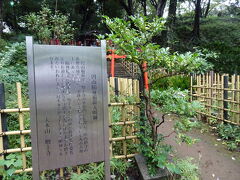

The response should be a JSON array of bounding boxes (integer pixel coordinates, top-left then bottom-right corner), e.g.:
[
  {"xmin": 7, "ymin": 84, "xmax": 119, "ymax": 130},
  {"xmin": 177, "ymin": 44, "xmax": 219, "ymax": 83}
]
[
  {"xmin": 91, "ymin": 74, "xmax": 98, "ymax": 121},
  {"xmin": 50, "ymin": 56, "xmax": 89, "ymax": 157}
]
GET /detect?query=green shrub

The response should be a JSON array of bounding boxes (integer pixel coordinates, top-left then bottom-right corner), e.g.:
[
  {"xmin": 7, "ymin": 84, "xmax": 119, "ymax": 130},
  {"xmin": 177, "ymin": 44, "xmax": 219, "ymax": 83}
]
[
  {"xmin": 71, "ymin": 159, "xmax": 131, "ymax": 180},
  {"xmin": 217, "ymin": 123, "xmax": 240, "ymax": 151},
  {"xmin": 0, "ymin": 38, "xmax": 7, "ymax": 52},
  {"xmin": 152, "ymin": 75, "xmax": 190, "ymax": 91}
]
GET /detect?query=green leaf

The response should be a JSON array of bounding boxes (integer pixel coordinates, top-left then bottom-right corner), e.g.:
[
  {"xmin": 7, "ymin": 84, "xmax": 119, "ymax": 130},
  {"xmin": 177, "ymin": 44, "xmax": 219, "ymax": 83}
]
[{"xmin": 7, "ymin": 168, "xmax": 16, "ymax": 176}]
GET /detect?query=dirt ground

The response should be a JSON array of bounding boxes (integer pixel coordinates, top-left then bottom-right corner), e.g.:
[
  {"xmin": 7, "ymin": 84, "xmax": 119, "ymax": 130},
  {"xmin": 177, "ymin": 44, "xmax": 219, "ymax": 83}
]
[{"xmin": 157, "ymin": 114, "xmax": 240, "ymax": 180}]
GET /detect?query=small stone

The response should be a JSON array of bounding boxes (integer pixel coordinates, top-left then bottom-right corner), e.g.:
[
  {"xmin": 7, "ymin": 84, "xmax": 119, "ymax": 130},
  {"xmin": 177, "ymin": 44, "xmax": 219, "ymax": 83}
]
[
  {"xmin": 212, "ymin": 173, "xmax": 215, "ymax": 177},
  {"xmin": 232, "ymin": 157, "xmax": 236, "ymax": 160},
  {"xmin": 128, "ymin": 159, "xmax": 132, "ymax": 162},
  {"xmin": 111, "ymin": 174, "xmax": 116, "ymax": 179},
  {"xmin": 216, "ymin": 139, "xmax": 221, "ymax": 141}
]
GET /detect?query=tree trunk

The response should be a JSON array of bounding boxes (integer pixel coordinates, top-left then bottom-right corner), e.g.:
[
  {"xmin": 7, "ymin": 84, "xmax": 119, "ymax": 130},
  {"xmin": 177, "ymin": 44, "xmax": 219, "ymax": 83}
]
[
  {"xmin": 156, "ymin": 0, "xmax": 167, "ymax": 17},
  {"xmin": 192, "ymin": 0, "xmax": 201, "ymax": 40},
  {"xmin": 168, "ymin": 0, "xmax": 177, "ymax": 25},
  {"xmin": 167, "ymin": 0, "xmax": 177, "ymax": 47},
  {"xmin": 140, "ymin": 0, "xmax": 147, "ymax": 16},
  {"xmin": 119, "ymin": 0, "xmax": 134, "ymax": 16},
  {"xmin": 0, "ymin": 0, "xmax": 3, "ymax": 37},
  {"xmin": 204, "ymin": 0, "xmax": 211, "ymax": 18}
]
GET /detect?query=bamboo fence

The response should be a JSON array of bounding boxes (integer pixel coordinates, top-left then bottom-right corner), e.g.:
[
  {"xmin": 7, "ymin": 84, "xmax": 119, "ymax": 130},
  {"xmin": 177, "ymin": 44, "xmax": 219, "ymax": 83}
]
[
  {"xmin": 191, "ymin": 72, "xmax": 240, "ymax": 125},
  {"xmin": 0, "ymin": 77, "xmax": 140, "ymax": 177}
]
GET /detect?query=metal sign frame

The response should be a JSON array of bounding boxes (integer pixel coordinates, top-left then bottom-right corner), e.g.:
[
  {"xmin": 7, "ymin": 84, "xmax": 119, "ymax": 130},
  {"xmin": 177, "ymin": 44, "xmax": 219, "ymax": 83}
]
[{"xmin": 26, "ymin": 36, "xmax": 110, "ymax": 180}]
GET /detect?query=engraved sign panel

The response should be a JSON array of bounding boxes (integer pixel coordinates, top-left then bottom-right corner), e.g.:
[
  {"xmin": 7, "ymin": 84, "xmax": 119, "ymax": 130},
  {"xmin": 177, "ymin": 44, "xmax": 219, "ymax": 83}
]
[{"xmin": 27, "ymin": 37, "xmax": 109, "ymax": 175}]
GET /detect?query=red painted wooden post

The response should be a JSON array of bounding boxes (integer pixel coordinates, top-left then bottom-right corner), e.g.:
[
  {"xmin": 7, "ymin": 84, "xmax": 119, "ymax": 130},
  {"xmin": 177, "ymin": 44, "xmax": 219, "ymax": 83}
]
[
  {"xmin": 111, "ymin": 51, "xmax": 115, "ymax": 77},
  {"xmin": 50, "ymin": 39, "xmax": 55, "ymax": 45},
  {"xmin": 142, "ymin": 62, "xmax": 149, "ymax": 90},
  {"xmin": 55, "ymin": 39, "xmax": 60, "ymax": 45}
]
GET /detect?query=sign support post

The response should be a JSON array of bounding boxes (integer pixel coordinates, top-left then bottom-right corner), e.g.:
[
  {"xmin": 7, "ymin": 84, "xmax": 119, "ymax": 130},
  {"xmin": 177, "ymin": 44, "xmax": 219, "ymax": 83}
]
[{"xmin": 26, "ymin": 37, "xmax": 110, "ymax": 180}]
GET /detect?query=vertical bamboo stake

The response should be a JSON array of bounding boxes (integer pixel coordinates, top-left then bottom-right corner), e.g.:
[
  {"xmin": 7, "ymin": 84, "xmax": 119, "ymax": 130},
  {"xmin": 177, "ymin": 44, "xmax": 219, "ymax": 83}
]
[
  {"xmin": 215, "ymin": 73, "xmax": 217, "ymax": 117},
  {"xmin": 60, "ymin": 168, "xmax": 64, "ymax": 177},
  {"xmin": 217, "ymin": 73, "xmax": 221, "ymax": 118},
  {"xmin": 210, "ymin": 72, "xmax": 214, "ymax": 122},
  {"xmin": 77, "ymin": 167, "xmax": 81, "ymax": 175},
  {"xmin": 206, "ymin": 73, "xmax": 209, "ymax": 122},
  {"xmin": 16, "ymin": 83, "xmax": 27, "ymax": 170},
  {"xmin": 198, "ymin": 74, "xmax": 200, "ymax": 101},
  {"xmin": 221, "ymin": 75, "xmax": 224, "ymax": 121},
  {"xmin": 190, "ymin": 74, "xmax": 193, "ymax": 102},
  {"xmin": 121, "ymin": 105, "xmax": 127, "ymax": 159},
  {"xmin": 133, "ymin": 79, "xmax": 140, "ymax": 144},
  {"xmin": 120, "ymin": 79, "xmax": 127, "ymax": 158},
  {"xmin": 109, "ymin": 77, "xmax": 115, "ymax": 97},
  {"xmin": 0, "ymin": 84, "xmax": 5, "ymax": 163},
  {"xmin": 108, "ymin": 81, "xmax": 113, "ymax": 158},
  {"xmin": 237, "ymin": 75, "xmax": 240, "ymax": 124},
  {"xmin": 128, "ymin": 79, "xmax": 133, "ymax": 136},
  {"xmin": 231, "ymin": 75, "xmax": 235, "ymax": 122},
  {"xmin": 0, "ymin": 114, "xmax": 3, "ymax": 162}
]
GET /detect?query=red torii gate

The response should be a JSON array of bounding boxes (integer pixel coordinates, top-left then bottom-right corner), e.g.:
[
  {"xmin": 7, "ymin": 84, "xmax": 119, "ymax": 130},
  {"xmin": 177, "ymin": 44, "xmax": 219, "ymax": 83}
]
[{"xmin": 107, "ymin": 49, "xmax": 149, "ymax": 90}]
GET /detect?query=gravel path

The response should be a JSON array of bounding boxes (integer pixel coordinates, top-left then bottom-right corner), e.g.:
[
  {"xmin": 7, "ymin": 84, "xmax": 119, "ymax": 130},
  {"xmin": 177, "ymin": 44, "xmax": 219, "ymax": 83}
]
[{"xmin": 157, "ymin": 114, "xmax": 240, "ymax": 180}]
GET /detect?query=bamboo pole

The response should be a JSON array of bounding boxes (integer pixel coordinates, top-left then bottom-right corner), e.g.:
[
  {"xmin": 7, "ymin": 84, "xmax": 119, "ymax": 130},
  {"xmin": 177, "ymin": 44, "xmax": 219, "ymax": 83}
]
[
  {"xmin": 0, "ymin": 108, "xmax": 30, "ymax": 113},
  {"xmin": 60, "ymin": 168, "xmax": 64, "ymax": 177},
  {"xmin": 113, "ymin": 154, "xmax": 136, "ymax": 159},
  {"xmin": 77, "ymin": 166, "xmax": 81, "ymax": 175},
  {"xmin": 0, "ymin": 114, "xmax": 4, "ymax": 161},
  {"xmin": 108, "ymin": 81, "xmax": 113, "ymax": 158},
  {"xmin": 231, "ymin": 75, "xmax": 235, "ymax": 122},
  {"xmin": 237, "ymin": 75, "xmax": 240, "ymax": 124},
  {"xmin": 110, "ymin": 136, "xmax": 137, "ymax": 142},
  {"xmin": 1, "ymin": 130, "xmax": 31, "ymax": 136},
  {"xmin": 1, "ymin": 147, "xmax": 32, "ymax": 153},
  {"xmin": 120, "ymin": 79, "xmax": 127, "ymax": 159},
  {"xmin": 16, "ymin": 83, "xmax": 27, "ymax": 170}
]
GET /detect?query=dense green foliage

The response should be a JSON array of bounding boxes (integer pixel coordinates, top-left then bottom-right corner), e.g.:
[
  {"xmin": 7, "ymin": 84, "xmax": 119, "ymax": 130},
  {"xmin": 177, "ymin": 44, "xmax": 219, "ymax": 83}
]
[
  {"xmin": 152, "ymin": 75, "xmax": 190, "ymax": 90},
  {"xmin": 71, "ymin": 159, "xmax": 130, "ymax": 180},
  {"xmin": 24, "ymin": 4, "xmax": 75, "ymax": 43},
  {"xmin": 174, "ymin": 16, "xmax": 240, "ymax": 74},
  {"xmin": 216, "ymin": 123, "xmax": 240, "ymax": 151}
]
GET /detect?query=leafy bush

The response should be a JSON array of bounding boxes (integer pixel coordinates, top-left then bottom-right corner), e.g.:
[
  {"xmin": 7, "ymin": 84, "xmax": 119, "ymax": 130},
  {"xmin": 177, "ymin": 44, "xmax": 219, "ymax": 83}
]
[
  {"xmin": 24, "ymin": 4, "xmax": 75, "ymax": 44},
  {"xmin": 0, "ymin": 38, "xmax": 7, "ymax": 52},
  {"xmin": 0, "ymin": 154, "xmax": 31, "ymax": 180},
  {"xmin": 175, "ymin": 158, "xmax": 199, "ymax": 180},
  {"xmin": 217, "ymin": 123, "xmax": 240, "ymax": 151},
  {"xmin": 71, "ymin": 159, "xmax": 131, "ymax": 180},
  {"xmin": 152, "ymin": 75, "xmax": 190, "ymax": 91}
]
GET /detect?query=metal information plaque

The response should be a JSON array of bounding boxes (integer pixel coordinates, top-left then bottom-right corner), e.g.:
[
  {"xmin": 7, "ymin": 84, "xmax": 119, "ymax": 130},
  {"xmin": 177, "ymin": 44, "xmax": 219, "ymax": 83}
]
[{"xmin": 26, "ymin": 37, "xmax": 110, "ymax": 179}]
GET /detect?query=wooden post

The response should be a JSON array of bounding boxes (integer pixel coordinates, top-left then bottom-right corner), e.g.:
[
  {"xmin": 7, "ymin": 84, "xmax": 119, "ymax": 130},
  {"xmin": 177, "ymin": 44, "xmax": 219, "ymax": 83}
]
[
  {"xmin": 111, "ymin": 51, "xmax": 115, "ymax": 77},
  {"xmin": 0, "ymin": 83, "xmax": 8, "ymax": 151},
  {"xmin": 231, "ymin": 75, "xmax": 235, "ymax": 122},
  {"xmin": 237, "ymin": 75, "xmax": 240, "ymax": 124},
  {"xmin": 190, "ymin": 73, "xmax": 193, "ymax": 102},
  {"xmin": 223, "ymin": 76, "xmax": 229, "ymax": 120},
  {"xmin": 108, "ymin": 81, "xmax": 113, "ymax": 158},
  {"xmin": 0, "ymin": 83, "xmax": 5, "ymax": 163}
]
